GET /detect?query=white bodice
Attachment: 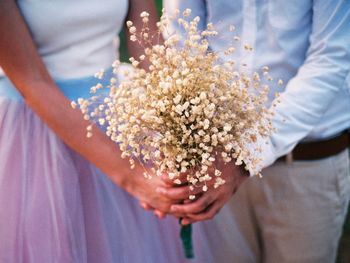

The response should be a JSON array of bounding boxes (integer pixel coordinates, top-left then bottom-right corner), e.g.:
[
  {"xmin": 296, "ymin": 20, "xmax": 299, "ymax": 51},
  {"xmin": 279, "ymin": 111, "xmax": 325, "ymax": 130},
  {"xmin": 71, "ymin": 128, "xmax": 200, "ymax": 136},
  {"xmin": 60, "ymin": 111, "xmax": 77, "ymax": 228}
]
[{"xmin": 9, "ymin": 0, "xmax": 129, "ymax": 79}]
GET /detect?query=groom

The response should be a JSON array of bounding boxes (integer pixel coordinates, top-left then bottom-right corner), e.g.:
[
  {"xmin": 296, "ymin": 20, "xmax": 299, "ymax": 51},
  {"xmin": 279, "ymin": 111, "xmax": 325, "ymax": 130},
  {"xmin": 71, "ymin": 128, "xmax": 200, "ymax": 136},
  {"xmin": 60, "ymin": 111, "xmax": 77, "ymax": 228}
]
[{"xmin": 146, "ymin": 1, "xmax": 350, "ymax": 262}]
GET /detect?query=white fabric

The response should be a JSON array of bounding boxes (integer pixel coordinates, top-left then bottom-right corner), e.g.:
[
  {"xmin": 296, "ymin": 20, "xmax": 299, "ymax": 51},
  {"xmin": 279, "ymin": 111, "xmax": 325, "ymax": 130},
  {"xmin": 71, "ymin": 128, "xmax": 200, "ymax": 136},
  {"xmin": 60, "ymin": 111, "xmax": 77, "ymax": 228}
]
[
  {"xmin": 164, "ymin": 0, "xmax": 350, "ymax": 175},
  {"xmin": 0, "ymin": 0, "xmax": 128, "ymax": 79}
]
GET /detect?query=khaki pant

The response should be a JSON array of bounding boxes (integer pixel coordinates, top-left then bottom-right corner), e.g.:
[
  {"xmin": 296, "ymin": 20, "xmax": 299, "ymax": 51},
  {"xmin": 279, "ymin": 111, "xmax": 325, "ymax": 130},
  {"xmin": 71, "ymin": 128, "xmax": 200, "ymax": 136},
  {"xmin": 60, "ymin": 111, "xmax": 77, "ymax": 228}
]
[{"xmin": 227, "ymin": 149, "xmax": 350, "ymax": 263}]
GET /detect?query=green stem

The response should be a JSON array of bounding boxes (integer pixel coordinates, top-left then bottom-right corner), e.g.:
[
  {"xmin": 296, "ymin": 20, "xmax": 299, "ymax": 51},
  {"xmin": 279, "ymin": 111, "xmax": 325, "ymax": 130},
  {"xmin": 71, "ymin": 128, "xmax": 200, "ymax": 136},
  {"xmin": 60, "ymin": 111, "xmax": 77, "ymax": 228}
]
[{"xmin": 180, "ymin": 221, "xmax": 194, "ymax": 259}]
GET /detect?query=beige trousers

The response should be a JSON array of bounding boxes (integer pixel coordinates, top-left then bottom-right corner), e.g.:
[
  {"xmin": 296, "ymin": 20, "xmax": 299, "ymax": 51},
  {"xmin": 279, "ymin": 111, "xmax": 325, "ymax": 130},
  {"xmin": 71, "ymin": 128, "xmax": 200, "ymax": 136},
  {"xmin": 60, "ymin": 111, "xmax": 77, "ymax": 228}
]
[{"xmin": 226, "ymin": 149, "xmax": 350, "ymax": 263}]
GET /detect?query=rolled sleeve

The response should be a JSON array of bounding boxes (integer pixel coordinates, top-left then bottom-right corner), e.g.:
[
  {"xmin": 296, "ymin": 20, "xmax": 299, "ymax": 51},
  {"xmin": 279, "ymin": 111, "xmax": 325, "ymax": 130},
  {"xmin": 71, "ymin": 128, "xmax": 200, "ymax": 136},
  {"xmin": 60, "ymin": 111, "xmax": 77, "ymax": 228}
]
[{"xmin": 255, "ymin": 0, "xmax": 350, "ymax": 174}]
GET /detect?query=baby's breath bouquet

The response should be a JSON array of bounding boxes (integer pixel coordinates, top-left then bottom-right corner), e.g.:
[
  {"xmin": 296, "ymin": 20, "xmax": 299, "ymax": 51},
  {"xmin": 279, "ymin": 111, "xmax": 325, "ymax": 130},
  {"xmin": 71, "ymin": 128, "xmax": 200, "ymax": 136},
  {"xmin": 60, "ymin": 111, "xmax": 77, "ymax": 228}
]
[{"xmin": 74, "ymin": 9, "xmax": 279, "ymax": 259}]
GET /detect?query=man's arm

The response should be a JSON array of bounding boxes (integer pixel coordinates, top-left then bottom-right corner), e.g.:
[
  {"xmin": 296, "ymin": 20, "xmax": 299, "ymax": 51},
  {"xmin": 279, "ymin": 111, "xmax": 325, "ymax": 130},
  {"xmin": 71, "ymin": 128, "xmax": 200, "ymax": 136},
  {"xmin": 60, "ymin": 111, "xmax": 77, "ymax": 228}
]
[
  {"xmin": 252, "ymin": 0, "xmax": 350, "ymax": 174},
  {"xmin": 159, "ymin": 0, "xmax": 350, "ymax": 223}
]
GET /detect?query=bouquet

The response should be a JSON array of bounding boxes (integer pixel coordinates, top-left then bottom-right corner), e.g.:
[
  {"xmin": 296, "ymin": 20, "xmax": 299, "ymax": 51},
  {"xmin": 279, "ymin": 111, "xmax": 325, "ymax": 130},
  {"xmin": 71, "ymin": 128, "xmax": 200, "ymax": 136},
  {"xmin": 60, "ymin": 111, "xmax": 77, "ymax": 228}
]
[{"xmin": 73, "ymin": 9, "xmax": 280, "ymax": 259}]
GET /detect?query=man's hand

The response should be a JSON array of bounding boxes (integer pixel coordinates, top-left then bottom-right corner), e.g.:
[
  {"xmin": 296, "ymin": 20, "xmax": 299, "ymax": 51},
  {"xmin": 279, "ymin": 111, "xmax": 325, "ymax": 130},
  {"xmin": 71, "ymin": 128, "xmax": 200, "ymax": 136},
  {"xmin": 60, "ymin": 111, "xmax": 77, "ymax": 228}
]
[{"xmin": 157, "ymin": 159, "xmax": 249, "ymax": 224}]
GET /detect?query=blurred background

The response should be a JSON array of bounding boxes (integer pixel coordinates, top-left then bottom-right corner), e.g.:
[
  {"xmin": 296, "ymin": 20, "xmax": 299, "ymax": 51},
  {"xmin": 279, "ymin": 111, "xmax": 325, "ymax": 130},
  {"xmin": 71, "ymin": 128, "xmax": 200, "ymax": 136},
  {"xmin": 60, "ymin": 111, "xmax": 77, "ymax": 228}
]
[
  {"xmin": 119, "ymin": 1, "xmax": 350, "ymax": 262},
  {"xmin": 119, "ymin": 0, "xmax": 163, "ymax": 62}
]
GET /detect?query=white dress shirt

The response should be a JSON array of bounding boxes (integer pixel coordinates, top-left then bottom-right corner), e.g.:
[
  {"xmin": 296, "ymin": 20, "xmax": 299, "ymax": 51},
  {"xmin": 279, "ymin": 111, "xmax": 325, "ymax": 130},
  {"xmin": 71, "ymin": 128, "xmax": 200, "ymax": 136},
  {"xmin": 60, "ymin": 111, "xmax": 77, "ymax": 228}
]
[{"xmin": 164, "ymin": 0, "xmax": 350, "ymax": 174}]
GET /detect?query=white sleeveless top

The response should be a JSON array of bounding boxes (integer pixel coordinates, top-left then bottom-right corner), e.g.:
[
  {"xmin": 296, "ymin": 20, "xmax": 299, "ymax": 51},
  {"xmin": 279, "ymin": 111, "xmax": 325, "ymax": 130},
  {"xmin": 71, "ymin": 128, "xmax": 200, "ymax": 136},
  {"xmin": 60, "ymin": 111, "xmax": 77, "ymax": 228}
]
[{"xmin": 1, "ymin": 0, "xmax": 128, "ymax": 79}]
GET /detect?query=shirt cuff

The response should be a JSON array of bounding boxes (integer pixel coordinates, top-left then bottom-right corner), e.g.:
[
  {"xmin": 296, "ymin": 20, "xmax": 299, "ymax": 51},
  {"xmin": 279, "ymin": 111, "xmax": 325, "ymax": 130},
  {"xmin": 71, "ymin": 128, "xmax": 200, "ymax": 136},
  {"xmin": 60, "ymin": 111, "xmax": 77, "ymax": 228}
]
[{"xmin": 245, "ymin": 136, "xmax": 277, "ymax": 176}]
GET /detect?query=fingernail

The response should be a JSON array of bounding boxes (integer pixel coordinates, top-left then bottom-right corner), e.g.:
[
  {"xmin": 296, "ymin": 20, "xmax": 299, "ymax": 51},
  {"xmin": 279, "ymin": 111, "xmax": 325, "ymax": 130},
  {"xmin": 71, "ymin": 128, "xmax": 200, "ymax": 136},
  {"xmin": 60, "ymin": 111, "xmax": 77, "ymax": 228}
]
[
  {"xmin": 156, "ymin": 211, "xmax": 166, "ymax": 219},
  {"xmin": 156, "ymin": 187, "xmax": 165, "ymax": 194},
  {"xmin": 154, "ymin": 211, "xmax": 162, "ymax": 218},
  {"xmin": 170, "ymin": 205, "xmax": 178, "ymax": 212}
]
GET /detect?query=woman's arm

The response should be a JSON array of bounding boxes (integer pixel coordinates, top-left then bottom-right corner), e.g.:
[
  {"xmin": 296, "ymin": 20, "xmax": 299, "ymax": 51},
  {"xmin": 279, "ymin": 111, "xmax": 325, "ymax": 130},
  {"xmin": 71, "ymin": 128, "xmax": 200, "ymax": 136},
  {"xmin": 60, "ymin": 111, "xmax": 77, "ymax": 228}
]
[
  {"xmin": 0, "ymin": 0, "xmax": 177, "ymax": 212},
  {"xmin": 0, "ymin": 0, "xmax": 128, "ymax": 185}
]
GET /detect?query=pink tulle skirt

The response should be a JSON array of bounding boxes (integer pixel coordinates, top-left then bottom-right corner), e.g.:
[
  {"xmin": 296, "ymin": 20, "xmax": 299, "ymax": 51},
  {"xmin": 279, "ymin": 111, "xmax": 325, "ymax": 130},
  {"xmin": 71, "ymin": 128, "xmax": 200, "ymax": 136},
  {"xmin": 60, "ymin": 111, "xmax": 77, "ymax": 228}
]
[{"xmin": 0, "ymin": 76, "xmax": 253, "ymax": 263}]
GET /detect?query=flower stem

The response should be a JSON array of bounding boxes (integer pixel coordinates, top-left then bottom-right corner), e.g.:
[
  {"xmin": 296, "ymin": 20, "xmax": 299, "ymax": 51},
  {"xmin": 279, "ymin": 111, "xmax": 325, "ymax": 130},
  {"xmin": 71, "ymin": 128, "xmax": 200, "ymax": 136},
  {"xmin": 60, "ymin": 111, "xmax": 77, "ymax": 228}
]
[{"xmin": 180, "ymin": 221, "xmax": 194, "ymax": 259}]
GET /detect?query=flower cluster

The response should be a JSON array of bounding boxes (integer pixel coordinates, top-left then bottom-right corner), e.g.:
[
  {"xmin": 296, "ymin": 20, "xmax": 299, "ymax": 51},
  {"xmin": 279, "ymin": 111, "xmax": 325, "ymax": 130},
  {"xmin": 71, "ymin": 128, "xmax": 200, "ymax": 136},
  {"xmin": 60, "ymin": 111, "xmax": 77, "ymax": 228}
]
[{"xmin": 74, "ymin": 9, "xmax": 279, "ymax": 198}]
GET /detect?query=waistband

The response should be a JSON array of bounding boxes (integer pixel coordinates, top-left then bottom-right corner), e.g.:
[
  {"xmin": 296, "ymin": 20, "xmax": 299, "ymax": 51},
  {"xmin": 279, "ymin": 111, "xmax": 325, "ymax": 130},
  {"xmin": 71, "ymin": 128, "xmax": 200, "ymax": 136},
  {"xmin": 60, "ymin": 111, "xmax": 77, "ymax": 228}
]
[
  {"xmin": 278, "ymin": 129, "xmax": 350, "ymax": 163},
  {"xmin": 0, "ymin": 68, "xmax": 114, "ymax": 101}
]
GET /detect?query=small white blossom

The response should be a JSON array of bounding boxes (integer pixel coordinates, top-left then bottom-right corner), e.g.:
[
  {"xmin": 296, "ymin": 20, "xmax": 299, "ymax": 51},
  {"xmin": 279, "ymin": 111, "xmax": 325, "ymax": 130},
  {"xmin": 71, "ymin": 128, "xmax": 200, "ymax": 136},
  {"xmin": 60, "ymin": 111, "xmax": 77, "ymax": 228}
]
[
  {"xmin": 183, "ymin": 8, "xmax": 191, "ymax": 17},
  {"xmin": 126, "ymin": 21, "xmax": 133, "ymax": 27},
  {"xmin": 173, "ymin": 94, "xmax": 182, "ymax": 104},
  {"xmin": 130, "ymin": 35, "xmax": 137, "ymax": 42},
  {"xmin": 129, "ymin": 26, "xmax": 136, "ymax": 34},
  {"xmin": 76, "ymin": 10, "xmax": 276, "ymax": 199},
  {"xmin": 189, "ymin": 195, "xmax": 196, "ymax": 200},
  {"xmin": 174, "ymin": 179, "xmax": 182, "ymax": 185},
  {"xmin": 140, "ymin": 11, "xmax": 149, "ymax": 18}
]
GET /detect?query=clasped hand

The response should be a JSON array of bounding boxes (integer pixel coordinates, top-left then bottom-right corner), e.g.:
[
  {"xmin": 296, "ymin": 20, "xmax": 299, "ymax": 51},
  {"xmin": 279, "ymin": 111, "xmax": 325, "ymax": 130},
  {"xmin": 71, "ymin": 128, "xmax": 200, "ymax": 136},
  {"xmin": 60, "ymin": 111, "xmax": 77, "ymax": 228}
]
[{"xmin": 139, "ymin": 158, "xmax": 248, "ymax": 224}]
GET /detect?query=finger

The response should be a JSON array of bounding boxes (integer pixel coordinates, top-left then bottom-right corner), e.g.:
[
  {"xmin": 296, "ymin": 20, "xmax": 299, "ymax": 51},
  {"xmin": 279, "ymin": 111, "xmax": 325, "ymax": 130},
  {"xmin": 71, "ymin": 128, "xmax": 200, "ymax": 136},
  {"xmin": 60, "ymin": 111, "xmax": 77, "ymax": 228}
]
[
  {"xmin": 170, "ymin": 193, "xmax": 216, "ymax": 214},
  {"xmin": 161, "ymin": 172, "xmax": 189, "ymax": 186},
  {"xmin": 159, "ymin": 173, "xmax": 176, "ymax": 185},
  {"xmin": 183, "ymin": 199, "xmax": 193, "ymax": 204},
  {"xmin": 168, "ymin": 202, "xmax": 195, "ymax": 218},
  {"xmin": 154, "ymin": 210, "xmax": 167, "ymax": 219},
  {"xmin": 182, "ymin": 201, "xmax": 222, "ymax": 225},
  {"xmin": 168, "ymin": 211, "xmax": 186, "ymax": 218},
  {"xmin": 175, "ymin": 213, "xmax": 186, "ymax": 218},
  {"xmin": 180, "ymin": 217, "xmax": 192, "ymax": 225},
  {"xmin": 140, "ymin": 201, "xmax": 153, "ymax": 211},
  {"xmin": 156, "ymin": 185, "xmax": 203, "ymax": 200}
]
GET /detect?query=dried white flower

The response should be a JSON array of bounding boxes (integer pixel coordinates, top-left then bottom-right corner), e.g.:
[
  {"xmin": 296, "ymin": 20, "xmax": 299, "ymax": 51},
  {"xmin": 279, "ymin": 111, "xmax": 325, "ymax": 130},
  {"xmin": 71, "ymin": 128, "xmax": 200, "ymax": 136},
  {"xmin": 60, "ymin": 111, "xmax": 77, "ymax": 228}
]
[
  {"xmin": 75, "ymin": 9, "xmax": 277, "ymax": 198},
  {"xmin": 130, "ymin": 35, "xmax": 137, "ymax": 42},
  {"xmin": 140, "ymin": 11, "xmax": 149, "ymax": 18},
  {"xmin": 183, "ymin": 8, "xmax": 191, "ymax": 17},
  {"xmin": 129, "ymin": 26, "xmax": 137, "ymax": 34}
]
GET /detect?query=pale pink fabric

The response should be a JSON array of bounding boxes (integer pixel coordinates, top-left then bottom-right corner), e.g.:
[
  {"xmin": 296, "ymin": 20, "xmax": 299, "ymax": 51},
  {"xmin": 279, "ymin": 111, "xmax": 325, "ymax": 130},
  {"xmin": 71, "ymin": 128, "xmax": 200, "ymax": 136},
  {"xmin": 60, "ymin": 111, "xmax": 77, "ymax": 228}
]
[{"xmin": 0, "ymin": 98, "xmax": 254, "ymax": 262}]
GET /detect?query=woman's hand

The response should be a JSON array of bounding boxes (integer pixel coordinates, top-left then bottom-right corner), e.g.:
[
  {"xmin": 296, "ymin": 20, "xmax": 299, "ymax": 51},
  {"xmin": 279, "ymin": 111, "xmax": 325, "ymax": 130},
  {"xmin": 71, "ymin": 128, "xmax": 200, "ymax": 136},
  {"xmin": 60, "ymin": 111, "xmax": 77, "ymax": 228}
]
[{"xmin": 118, "ymin": 163, "xmax": 182, "ymax": 215}]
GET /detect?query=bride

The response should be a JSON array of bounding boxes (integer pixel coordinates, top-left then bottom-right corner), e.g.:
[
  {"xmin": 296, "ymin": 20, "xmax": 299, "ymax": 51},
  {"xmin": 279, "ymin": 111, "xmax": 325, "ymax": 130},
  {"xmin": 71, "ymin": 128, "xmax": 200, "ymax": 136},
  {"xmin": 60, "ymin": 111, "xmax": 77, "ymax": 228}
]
[{"xmin": 0, "ymin": 0, "xmax": 253, "ymax": 262}]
